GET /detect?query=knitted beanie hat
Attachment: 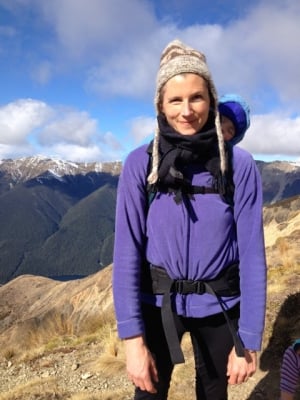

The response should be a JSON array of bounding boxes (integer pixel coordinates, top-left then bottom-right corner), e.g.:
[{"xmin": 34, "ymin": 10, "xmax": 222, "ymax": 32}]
[
  {"xmin": 218, "ymin": 93, "xmax": 250, "ymax": 145},
  {"xmin": 147, "ymin": 39, "xmax": 225, "ymax": 185}
]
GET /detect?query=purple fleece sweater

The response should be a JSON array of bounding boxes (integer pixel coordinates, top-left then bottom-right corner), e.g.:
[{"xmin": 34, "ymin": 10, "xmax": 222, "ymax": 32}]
[{"xmin": 113, "ymin": 144, "xmax": 266, "ymax": 350}]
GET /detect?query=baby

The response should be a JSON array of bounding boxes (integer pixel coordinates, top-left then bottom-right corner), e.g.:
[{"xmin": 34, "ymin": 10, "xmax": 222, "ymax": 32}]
[{"xmin": 218, "ymin": 93, "xmax": 250, "ymax": 145}]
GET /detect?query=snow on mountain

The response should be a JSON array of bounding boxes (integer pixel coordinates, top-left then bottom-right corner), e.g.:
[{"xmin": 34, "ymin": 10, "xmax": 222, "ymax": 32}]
[
  {"xmin": 1, "ymin": 156, "xmax": 300, "ymax": 204},
  {"xmin": 0, "ymin": 155, "xmax": 122, "ymax": 185}
]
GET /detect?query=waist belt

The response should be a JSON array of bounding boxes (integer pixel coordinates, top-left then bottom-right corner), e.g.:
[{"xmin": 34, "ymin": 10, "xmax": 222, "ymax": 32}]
[{"xmin": 142, "ymin": 263, "xmax": 244, "ymax": 364}]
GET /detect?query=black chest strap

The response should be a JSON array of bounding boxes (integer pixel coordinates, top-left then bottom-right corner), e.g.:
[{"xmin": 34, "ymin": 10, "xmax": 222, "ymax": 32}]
[
  {"xmin": 147, "ymin": 182, "xmax": 219, "ymax": 206},
  {"xmin": 141, "ymin": 263, "xmax": 244, "ymax": 364}
]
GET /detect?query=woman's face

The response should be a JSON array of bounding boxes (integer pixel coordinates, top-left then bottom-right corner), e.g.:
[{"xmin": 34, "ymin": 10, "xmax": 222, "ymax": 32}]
[
  {"xmin": 221, "ymin": 115, "xmax": 236, "ymax": 141},
  {"xmin": 160, "ymin": 73, "xmax": 211, "ymax": 135}
]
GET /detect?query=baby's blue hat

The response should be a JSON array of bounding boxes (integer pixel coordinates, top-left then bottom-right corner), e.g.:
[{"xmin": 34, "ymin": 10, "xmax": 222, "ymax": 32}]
[{"xmin": 218, "ymin": 93, "xmax": 250, "ymax": 145}]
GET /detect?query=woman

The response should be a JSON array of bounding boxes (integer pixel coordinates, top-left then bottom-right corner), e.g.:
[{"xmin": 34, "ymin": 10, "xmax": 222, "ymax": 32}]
[{"xmin": 113, "ymin": 39, "xmax": 267, "ymax": 400}]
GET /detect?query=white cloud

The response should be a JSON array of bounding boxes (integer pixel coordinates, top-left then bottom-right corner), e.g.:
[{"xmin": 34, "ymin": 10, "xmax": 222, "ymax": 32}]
[
  {"xmin": 71, "ymin": 0, "xmax": 300, "ymax": 114},
  {"xmin": 86, "ymin": 43, "xmax": 159, "ymax": 98},
  {"xmin": 98, "ymin": 131, "xmax": 123, "ymax": 152},
  {"xmin": 0, "ymin": 99, "xmax": 124, "ymax": 162},
  {"xmin": 0, "ymin": 99, "xmax": 52, "ymax": 145},
  {"xmin": 129, "ymin": 116, "xmax": 156, "ymax": 144},
  {"xmin": 4, "ymin": 0, "xmax": 300, "ymax": 107},
  {"xmin": 37, "ymin": 0, "xmax": 158, "ymax": 60},
  {"xmin": 0, "ymin": 143, "xmax": 35, "ymax": 160},
  {"xmin": 8, "ymin": 0, "xmax": 300, "ymax": 109},
  {"xmin": 44, "ymin": 143, "xmax": 103, "ymax": 163},
  {"xmin": 184, "ymin": 1, "xmax": 300, "ymax": 111},
  {"xmin": 39, "ymin": 109, "xmax": 98, "ymax": 146},
  {"xmin": 240, "ymin": 113, "xmax": 300, "ymax": 156}
]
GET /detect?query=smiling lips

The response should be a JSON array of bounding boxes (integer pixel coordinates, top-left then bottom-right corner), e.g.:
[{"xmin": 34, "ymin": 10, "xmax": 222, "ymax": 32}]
[
  {"xmin": 179, "ymin": 119, "xmax": 197, "ymax": 125},
  {"xmin": 178, "ymin": 119, "xmax": 199, "ymax": 130}
]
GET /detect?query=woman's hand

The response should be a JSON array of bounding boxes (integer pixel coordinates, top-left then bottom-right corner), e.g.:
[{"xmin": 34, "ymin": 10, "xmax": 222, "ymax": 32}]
[
  {"xmin": 125, "ymin": 335, "xmax": 159, "ymax": 393},
  {"xmin": 227, "ymin": 347, "xmax": 257, "ymax": 385}
]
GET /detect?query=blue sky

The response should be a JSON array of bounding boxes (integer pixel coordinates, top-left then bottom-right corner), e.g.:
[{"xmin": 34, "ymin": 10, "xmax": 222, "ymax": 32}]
[{"xmin": 0, "ymin": 0, "xmax": 299, "ymax": 163}]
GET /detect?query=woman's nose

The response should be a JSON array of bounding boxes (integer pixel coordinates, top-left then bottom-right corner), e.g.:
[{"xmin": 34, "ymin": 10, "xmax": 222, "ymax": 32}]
[{"xmin": 181, "ymin": 101, "xmax": 193, "ymax": 116}]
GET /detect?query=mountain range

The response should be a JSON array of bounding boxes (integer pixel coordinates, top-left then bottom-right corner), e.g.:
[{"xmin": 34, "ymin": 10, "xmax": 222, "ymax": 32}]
[
  {"xmin": 0, "ymin": 156, "xmax": 121, "ymax": 283},
  {"xmin": 0, "ymin": 155, "xmax": 299, "ymax": 284}
]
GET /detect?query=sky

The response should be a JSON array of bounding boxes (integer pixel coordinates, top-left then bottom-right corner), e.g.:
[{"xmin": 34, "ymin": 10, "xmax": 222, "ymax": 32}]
[{"xmin": 0, "ymin": 0, "xmax": 299, "ymax": 164}]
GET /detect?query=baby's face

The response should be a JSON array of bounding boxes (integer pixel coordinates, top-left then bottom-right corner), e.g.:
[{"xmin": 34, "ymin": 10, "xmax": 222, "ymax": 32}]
[{"xmin": 221, "ymin": 115, "xmax": 235, "ymax": 141}]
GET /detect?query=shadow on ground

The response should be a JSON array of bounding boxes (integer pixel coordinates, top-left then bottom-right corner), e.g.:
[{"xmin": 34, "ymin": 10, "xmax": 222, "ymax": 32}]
[{"xmin": 247, "ymin": 292, "xmax": 300, "ymax": 400}]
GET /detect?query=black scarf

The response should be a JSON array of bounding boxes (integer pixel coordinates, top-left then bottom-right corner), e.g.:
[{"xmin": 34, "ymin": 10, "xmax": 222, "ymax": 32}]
[{"xmin": 153, "ymin": 114, "xmax": 221, "ymax": 191}]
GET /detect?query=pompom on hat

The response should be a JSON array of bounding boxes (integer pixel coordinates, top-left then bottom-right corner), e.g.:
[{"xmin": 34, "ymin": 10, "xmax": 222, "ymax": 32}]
[
  {"xmin": 218, "ymin": 93, "xmax": 250, "ymax": 145},
  {"xmin": 148, "ymin": 39, "xmax": 226, "ymax": 185}
]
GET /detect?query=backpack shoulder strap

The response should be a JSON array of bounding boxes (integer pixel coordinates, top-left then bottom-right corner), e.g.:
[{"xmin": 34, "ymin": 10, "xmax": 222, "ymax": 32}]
[
  {"xmin": 145, "ymin": 142, "xmax": 235, "ymax": 207},
  {"xmin": 222, "ymin": 143, "xmax": 235, "ymax": 207},
  {"xmin": 145, "ymin": 142, "xmax": 157, "ymax": 207}
]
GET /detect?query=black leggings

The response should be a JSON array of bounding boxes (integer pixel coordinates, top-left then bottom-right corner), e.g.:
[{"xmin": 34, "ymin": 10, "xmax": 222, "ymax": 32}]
[{"xmin": 134, "ymin": 302, "xmax": 240, "ymax": 400}]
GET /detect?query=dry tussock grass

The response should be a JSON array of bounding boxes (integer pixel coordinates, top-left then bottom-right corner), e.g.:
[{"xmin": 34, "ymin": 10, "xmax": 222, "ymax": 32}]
[
  {"xmin": 93, "ymin": 332, "xmax": 197, "ymax": 399},
  {"xmin": 1, "ymin": 306, "xmax": 116, "ymax": 363},
  {"xmin": 0, "ymin": 377, "xmax": 61, "ymax": 400},
  {"xmin": 0, "ymin": 382, "xmax": 122, "ymax": 400}
]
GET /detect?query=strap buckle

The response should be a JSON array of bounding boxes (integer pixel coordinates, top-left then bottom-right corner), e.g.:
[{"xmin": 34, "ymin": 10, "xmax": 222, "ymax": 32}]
[{"xmin": 174, "ymin": 279, "xmax": 205, "ymax": 295}]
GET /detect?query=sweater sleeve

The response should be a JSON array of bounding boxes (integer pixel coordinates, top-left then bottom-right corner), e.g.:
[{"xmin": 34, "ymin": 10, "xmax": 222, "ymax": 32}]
[
  {"xmin": 232, "ymin": 147, "xmax": 267, "ymax": 350},
  {"xmin": 280, "ymin": 347, "xmax": 300, "ymax": 394},
  {"xmin": 112, "ymin": 145, "xmax": 149, "ymax": 339}
]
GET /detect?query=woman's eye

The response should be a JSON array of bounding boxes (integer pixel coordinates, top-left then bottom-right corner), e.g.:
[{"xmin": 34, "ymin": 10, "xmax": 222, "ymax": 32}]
[
  {"xmin": 192, "ymin": 94, "xmax": 203, "ymax": 101},
  {"xmin": 170, "ymin": 97, "xmax": 181, "ymax": 103}
]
